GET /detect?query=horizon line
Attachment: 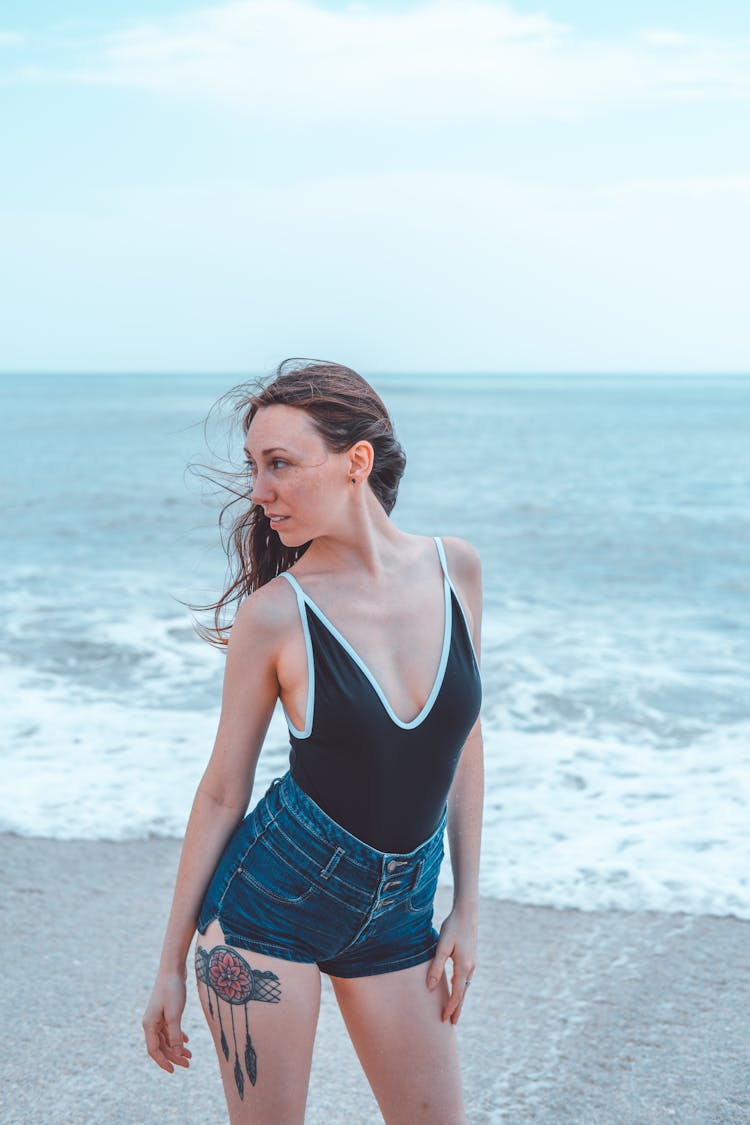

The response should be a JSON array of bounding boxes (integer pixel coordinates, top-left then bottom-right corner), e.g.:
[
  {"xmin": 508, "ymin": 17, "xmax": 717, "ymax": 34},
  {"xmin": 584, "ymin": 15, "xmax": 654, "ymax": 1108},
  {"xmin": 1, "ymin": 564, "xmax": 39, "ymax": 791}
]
[{"xmin": 2, "ymin": 369, "xmax": 750, "ymax": 379}]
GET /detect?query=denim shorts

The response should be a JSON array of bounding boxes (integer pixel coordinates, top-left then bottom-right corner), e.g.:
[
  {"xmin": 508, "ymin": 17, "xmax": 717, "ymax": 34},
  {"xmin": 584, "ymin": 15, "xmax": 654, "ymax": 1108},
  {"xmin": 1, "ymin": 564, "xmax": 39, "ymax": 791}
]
[{"xmin": 196, "ymin": 772, "xmax": 445, "ymax": 978}]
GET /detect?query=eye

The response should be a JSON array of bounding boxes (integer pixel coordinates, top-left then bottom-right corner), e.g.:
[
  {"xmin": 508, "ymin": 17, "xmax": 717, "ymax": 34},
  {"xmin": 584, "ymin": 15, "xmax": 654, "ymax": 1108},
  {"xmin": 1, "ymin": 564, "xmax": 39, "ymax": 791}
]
[{"xmin": 271, "ymin": 458, "xmax": 288, "ymax": 470}]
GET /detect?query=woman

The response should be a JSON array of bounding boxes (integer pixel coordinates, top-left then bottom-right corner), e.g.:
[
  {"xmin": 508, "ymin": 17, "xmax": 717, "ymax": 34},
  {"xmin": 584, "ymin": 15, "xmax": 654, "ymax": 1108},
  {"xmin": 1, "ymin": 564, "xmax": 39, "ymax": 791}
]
[{"xmin": 142, "ymin": 359, "xmax": 484, "ymax": 1124}]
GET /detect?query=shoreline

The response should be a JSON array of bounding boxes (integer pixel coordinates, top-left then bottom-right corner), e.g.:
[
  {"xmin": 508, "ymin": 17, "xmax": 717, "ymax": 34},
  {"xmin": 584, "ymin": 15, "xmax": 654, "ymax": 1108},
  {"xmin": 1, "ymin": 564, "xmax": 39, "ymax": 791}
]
[{"xmin": 2, "ymin": 834, "xmax": 748, "ymax": 1124}]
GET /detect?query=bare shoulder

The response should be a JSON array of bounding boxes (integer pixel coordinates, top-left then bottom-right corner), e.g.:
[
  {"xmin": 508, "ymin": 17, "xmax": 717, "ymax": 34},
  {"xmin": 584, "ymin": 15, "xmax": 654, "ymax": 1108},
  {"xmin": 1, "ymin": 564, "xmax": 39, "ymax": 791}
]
[
  {"xmin": 227, "ymin": 574, "xmax": 299, "ymax": 657},
  {"xmin": 440, "ymin": 536, "xmax": 482, "ymax": 589}
]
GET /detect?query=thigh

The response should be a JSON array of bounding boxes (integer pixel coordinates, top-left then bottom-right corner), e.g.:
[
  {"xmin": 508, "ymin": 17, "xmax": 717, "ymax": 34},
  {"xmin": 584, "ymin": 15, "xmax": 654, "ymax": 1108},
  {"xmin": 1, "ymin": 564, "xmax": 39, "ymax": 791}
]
[
  {"xmin": 195, "ymin": 919, "xmax": 321, "ymax": 1125},
  {"xmin": 330, "ymin": 963, "xmax": 466, "ymax": 1125}
]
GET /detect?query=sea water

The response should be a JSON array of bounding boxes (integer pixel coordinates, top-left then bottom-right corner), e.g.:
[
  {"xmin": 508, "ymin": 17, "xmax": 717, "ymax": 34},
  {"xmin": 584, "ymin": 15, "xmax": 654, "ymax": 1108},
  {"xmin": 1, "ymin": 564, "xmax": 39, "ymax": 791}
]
[{"xmin": 1, "ymin": 373, "xmax": 748, "ymax": 918}]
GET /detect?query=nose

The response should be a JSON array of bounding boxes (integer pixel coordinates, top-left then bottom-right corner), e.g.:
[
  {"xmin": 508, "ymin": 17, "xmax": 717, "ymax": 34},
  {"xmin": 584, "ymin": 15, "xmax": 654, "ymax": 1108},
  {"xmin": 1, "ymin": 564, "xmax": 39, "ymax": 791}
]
[{"xmin": 248, "ymin": 467, "xmax": 274, "ymax": 506}]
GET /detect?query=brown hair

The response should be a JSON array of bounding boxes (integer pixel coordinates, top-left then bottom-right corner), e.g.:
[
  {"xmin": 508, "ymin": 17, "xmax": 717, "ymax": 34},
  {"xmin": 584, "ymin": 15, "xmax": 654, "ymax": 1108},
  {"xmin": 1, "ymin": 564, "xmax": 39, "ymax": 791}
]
[{"xmin": 196, "ymin": 358, "xmax": 406, "ymax": 645}]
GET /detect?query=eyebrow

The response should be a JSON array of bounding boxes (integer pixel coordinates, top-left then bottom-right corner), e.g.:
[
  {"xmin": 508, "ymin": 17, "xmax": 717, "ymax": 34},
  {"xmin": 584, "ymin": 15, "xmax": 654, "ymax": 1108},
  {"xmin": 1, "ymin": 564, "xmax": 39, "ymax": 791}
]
[{"xmin": 242, "ymin": 445, "xmax": 291, "ymax": 459}]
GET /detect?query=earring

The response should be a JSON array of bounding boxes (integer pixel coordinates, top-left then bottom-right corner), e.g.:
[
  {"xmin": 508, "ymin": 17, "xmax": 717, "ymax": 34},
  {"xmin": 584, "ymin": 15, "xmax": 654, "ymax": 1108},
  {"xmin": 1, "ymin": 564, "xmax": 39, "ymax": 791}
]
[{"xmin": 351, "ymin": 477, "xmax": 356, "ymax": 484}]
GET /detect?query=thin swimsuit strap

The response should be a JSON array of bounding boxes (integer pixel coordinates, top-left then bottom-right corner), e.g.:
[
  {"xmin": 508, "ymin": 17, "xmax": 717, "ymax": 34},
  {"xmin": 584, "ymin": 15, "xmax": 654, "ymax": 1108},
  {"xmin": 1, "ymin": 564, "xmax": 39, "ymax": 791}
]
[{"xmin": 433, "ymin": 535, "xmax": 450, "ymax": 579}]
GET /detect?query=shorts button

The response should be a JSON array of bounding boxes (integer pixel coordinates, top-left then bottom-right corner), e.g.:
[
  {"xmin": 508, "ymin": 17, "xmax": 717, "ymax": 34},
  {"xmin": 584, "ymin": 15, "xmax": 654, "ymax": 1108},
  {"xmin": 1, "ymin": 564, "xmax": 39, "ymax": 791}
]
[
  {"xmin": 380, "ymin": 897, "xmax": 395, "ymax": 907},
  {"xmin": 386, "ymin": 859, "xmax": 399, "ymax": 873}
]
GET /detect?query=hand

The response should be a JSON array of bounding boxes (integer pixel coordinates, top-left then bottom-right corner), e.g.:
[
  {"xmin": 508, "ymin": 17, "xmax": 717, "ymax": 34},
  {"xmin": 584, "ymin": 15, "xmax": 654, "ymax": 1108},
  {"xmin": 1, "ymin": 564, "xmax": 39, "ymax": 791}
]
[
  {"xmin": 142, "ymin": 970, "xmax": 192, "ymax": 1073},
  {"xmin": 425, "ymin": 906, "xmax": 478, "ymax": 1025}
]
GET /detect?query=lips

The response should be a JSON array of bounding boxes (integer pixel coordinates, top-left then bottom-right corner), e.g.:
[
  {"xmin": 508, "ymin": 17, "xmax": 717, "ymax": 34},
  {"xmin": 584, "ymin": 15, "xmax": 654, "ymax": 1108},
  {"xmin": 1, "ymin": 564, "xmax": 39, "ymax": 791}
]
[{"xmin": 266, "ymin": 514, "xmax": 289, "ymax": 525}]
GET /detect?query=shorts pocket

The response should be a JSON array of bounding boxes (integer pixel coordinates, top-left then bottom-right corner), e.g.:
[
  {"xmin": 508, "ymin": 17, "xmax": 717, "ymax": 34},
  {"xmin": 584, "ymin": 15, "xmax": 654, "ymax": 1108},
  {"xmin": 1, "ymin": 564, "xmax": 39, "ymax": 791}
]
[{"xmin": 237, "ymin": 833, "xmax": 318, "ymax": 906}]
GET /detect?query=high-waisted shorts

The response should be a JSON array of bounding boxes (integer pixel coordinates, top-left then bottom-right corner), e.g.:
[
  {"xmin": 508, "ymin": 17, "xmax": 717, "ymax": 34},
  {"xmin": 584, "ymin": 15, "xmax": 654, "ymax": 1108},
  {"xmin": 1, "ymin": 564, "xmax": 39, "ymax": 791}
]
[{"xmin": 196, "ymin": 772, "xmax": 445, "ymax": 978}]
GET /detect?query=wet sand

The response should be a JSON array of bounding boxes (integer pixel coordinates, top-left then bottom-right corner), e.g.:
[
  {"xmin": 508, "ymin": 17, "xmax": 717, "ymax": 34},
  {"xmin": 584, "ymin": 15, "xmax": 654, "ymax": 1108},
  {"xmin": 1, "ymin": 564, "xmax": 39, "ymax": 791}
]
[{"xmin": 1, "ymin": 834, "xmax": 747, "ymax": 1124}]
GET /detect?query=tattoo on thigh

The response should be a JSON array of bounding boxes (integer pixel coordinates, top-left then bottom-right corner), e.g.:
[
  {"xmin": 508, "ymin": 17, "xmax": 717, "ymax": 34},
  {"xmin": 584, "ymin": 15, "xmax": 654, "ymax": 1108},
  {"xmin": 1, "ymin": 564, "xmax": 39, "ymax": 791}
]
[{"xmin": 195, "ymin": 943, "xmax": 281, "ymax": 1098}]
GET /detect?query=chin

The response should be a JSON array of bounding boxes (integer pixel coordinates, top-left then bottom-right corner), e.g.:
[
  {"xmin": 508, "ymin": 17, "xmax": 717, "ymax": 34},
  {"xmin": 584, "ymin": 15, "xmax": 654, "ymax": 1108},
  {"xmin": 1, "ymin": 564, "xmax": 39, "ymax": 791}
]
[{"xmin": 275, "ymin": 526, "xmax": 310, "ymax": 549}]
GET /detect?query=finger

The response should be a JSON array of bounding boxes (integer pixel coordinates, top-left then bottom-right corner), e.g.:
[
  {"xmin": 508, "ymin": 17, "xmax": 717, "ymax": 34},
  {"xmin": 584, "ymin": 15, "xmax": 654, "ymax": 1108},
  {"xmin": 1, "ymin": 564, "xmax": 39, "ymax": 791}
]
[
  {"xmin": 166, "ymin": 1018, "xmax": 184, "ymax": 1052},
  {"xmin": 164, "ymin": 1047, "xmax": 190, "ymax": 1067},
  {"xmin": 441, "ymin": 966, "xmax": 474, "ymax": 1023},
  {"xmin": 163, "ymin": 1020, "xmax": 192, "ymax": 1065},
  {"xmin": 426, "ymin": 944, "xmax": 452, "ymax": 990},
  {"xmin": 162, "ymin": 1043, "xmax": 190, "ymax": 1063},
  {"xmin": 173, "ymin": 1031, "xmax": 191, "ymax": 1057},
  {"xmin": 443, "ymin": 987, "xmax": 465, "ymax": 1022},
  {"xmin": 160, "ymin": 1027, "xmax": 191, "ymax": 1067},
  {"xmin": 450, "ymin": 981, "xmax": 472, "ymax": 1025},
  {"xmin": 168, "ymin": 1029, "xmax": 191, "ymax": 1054}
]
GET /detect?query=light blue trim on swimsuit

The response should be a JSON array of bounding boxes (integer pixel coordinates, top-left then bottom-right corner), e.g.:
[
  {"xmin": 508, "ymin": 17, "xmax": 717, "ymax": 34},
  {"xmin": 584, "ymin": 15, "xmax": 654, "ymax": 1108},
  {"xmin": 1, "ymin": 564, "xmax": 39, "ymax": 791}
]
[
  {"xmin": 279, "ymin": 570, "xmax": 316, "ymax": 738},
  {"xmin": 434, "ymin": 535, "xmax": 481, "ymax": 670},
  {"xmin": 433, "ymin": 536, "xmax": 449, "ymax": 575},
  {"xmin": 279, "ymin": 536, "xmax": 453, "ymax": 735}
]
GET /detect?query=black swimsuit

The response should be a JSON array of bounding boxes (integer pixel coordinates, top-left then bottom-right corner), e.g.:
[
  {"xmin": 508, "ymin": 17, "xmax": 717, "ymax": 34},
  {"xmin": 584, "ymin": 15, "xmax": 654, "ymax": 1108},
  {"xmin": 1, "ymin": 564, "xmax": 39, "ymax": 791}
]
[{"xmin": 280, "ymin": 536, "xmax": 482, "ymax": 853}]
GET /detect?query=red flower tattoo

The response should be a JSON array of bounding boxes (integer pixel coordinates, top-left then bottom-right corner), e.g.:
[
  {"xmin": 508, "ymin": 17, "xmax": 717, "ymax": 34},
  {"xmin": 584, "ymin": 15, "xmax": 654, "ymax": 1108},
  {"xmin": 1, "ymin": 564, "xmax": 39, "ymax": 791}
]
[{"xmin": 209, "ymin": 948, "xmax": 252, "ymax": 1003}]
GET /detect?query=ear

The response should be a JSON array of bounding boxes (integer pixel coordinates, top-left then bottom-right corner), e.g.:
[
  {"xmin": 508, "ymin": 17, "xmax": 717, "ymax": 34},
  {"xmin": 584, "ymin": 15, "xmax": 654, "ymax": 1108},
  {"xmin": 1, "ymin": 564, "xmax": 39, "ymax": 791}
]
[{"xmin": 347, "ymin": 440, "xmax": 374, "ymax": 484}]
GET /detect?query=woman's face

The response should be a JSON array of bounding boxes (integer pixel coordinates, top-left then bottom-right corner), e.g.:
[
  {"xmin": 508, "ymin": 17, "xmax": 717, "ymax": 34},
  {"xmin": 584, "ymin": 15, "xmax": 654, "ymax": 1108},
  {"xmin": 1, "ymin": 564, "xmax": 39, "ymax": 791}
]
[{"xmin": 244, "ymin": 404, "xmax": 349, "ymax": 546}]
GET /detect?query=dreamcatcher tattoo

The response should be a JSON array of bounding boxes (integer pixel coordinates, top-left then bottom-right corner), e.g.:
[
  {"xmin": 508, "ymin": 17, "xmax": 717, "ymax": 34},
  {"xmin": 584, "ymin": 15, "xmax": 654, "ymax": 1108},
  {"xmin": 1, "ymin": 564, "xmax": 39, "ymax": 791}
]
[{"xmin": 195, "ymin": 943, "xmax": 281, "ymax": 1098}]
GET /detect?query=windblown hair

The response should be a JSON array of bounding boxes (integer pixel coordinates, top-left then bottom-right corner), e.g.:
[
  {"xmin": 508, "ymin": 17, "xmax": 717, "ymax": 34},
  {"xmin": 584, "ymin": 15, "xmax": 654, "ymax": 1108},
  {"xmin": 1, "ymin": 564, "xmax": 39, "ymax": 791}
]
[{"xmin": 196, "ymin": 358, "xmax": 407, "ymax": 645}]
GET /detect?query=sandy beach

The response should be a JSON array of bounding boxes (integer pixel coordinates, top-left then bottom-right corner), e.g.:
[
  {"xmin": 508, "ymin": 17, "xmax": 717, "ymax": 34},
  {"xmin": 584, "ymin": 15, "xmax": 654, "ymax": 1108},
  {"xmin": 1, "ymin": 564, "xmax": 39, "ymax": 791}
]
[{"xmin": 1, "ymin": 833, "xmax": 747, "ymax": 1125}]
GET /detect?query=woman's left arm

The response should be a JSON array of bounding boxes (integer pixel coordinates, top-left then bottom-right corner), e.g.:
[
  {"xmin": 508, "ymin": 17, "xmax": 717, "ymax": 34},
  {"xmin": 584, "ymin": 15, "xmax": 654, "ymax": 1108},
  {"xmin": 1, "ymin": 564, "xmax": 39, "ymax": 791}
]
[{"xmin": 426, "ymin": 539, "xmax": 484, "ymax": 1024}]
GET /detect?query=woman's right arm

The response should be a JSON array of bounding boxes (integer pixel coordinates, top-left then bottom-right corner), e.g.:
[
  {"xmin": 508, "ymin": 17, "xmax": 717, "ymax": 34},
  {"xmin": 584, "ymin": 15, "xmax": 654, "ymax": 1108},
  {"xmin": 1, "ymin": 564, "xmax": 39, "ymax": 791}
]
[{"xmin": 142, "ymin": 587, "xmax": 285, "ymax": 1073}]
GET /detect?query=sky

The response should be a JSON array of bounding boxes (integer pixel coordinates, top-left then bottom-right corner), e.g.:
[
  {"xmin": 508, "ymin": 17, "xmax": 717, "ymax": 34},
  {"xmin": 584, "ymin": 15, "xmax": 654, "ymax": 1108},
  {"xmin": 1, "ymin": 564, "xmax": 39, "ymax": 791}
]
[{"xmin": 1, "ymin": 0, "xmax": 749, "ymax": 374}]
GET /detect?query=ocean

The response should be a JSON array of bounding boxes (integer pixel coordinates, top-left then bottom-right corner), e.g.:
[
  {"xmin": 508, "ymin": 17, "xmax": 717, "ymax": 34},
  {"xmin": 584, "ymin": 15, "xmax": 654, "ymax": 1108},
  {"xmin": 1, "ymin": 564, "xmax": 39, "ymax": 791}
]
[{"xmin": 2, "ymin": 372, "xmax": 748, "ymax": 919}]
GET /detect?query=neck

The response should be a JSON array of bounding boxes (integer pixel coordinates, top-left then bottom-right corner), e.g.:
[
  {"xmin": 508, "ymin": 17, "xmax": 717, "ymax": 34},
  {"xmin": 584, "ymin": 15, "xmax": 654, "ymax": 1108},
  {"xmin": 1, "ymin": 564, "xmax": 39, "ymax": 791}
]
[{"xmin": 301, "ymin": 494, "xmax": 406, "ymax": 581}]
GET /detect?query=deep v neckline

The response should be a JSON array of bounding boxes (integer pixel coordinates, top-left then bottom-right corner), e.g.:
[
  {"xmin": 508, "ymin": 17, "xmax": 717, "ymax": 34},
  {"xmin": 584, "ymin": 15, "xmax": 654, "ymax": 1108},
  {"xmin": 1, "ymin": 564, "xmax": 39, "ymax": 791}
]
[{"xmin": 282, "ymin": 537, "xmax": 453, "ymax": 731}]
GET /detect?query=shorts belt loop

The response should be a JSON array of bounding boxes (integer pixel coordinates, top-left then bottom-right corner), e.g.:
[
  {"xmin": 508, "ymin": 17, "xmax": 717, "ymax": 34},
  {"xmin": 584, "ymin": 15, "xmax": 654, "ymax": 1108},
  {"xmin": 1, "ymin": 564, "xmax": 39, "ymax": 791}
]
[{"xmin": 320, "ymin": 846, "xmax": 345, "ymax": 881}]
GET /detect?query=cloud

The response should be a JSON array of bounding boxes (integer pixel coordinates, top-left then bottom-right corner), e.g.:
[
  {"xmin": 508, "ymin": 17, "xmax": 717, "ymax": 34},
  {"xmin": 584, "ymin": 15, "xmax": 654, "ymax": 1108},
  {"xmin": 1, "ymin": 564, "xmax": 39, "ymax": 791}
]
[{"xmin": 7, "ymin": 1, "xmax": 750, "ymax": 120}]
